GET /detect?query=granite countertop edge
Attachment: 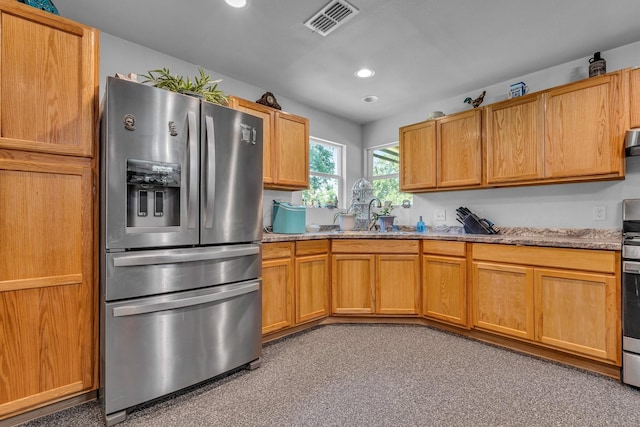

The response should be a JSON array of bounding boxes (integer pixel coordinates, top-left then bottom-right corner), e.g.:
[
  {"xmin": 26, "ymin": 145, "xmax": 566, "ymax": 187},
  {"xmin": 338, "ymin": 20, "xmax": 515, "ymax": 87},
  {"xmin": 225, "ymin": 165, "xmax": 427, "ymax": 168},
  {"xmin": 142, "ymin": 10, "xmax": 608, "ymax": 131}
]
[{"xmin": 262, "ymin": 227, "xmax": 622, "ymax": 251}]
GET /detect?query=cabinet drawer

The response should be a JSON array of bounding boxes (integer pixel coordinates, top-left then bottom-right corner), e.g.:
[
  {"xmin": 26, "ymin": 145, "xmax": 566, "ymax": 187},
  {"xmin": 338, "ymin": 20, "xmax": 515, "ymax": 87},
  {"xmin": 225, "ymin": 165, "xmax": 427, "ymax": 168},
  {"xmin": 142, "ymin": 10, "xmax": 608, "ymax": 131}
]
[
  {"xmin": 422, "ymin": 240, "xmax": 466, "ymax": 257},
  {"xmin": 262, "ymin": 242, "xmax": 294, "ymax": 260},
  {"xmin": 471, "ymin": 243, "xmax": 617, "ymax": 274},
  {"xmin": 296, "ymin": 239, "xmax": 329, "ymax": 256},
  {"xmin": 332, "ymin": 239, "xmax": 419, "ymax": 254}
]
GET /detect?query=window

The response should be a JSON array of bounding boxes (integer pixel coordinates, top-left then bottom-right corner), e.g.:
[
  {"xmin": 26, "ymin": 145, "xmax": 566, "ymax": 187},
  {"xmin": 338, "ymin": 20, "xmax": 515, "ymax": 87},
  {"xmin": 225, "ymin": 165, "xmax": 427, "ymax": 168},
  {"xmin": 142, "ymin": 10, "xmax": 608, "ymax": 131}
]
[
  {"xmin": 302, "ymin": 137, "xmax": 345, "ymax": 208},
  {"xmin": 366, "ymin": 142, "xmax": 412, "ymax": 205}
]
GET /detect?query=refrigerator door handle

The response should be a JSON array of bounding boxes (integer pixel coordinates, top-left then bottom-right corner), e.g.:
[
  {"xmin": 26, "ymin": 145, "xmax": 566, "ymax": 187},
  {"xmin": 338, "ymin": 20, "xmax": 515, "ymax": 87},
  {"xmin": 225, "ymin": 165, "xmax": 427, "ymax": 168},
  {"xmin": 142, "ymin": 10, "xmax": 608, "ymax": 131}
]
[
  {"xmin": 112, "ymin": 245, "xmax": 260, "ymax": 267},
  {"xmin": 112, "ymin": 281, "xmax": 260, "ymax": 317},
  {"xmin": 187, "ymin": 111, "xmax": 198, "ymax": 230},
  {"xmin": 204, "ymin": 115, "xmax": 216, "ymax": 229}
]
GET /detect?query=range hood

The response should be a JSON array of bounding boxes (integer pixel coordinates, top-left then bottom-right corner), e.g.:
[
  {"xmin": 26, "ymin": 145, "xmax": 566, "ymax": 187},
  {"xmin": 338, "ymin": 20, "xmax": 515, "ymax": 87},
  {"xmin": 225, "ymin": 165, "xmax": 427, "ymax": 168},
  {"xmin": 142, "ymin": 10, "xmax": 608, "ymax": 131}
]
[{"xmin": 626, "ymin": 129, "xmax": 640, "ymax": 156}]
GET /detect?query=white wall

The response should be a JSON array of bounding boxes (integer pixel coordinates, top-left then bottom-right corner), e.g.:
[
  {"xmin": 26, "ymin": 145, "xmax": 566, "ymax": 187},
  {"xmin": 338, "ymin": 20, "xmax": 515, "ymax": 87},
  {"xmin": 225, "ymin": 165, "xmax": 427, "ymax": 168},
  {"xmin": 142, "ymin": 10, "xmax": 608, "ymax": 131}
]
[
  {"xmin": 363, "ymin": 41, "xmax": 640, "ymax": 230},
  {"xmin": 99, "ymin": 33, "xmax": 363, "ymax": 227}
]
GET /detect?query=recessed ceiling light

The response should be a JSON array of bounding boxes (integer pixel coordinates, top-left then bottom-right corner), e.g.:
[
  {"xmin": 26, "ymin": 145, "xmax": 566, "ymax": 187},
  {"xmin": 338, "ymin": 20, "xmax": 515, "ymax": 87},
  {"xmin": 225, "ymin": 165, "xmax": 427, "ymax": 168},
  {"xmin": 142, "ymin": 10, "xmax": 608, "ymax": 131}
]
[
  {"xmin": 362, "ymin": 96, "xmax": 378, "ymax": 103},
  {"xmin": 225, "ymin": 0, "xmax": 247, "ymax": 8},
  {"xmin": 355, "ymin": 68, "xmax": 375, "ymax": 78}
]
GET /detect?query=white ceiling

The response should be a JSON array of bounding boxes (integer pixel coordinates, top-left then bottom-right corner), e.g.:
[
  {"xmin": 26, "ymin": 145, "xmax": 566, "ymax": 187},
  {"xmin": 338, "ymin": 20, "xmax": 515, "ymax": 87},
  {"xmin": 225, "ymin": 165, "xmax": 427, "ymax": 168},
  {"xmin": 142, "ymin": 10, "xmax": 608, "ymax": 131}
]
[{"xmin": 53, "ymin": 0, "xmax": 640, "ymax": 124}]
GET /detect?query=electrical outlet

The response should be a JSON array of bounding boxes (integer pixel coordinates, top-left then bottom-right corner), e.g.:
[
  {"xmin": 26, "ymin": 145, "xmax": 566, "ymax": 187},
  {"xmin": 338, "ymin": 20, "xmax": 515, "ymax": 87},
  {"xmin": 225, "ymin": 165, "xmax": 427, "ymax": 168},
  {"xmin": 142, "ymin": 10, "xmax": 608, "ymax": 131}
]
[
  {"xmin": 435, "ymin": 209, "xmax": 446, "ymax": 221},
  {"xmin": 593, "ymin": 205, "xmax": 606, "ymax": 221}
]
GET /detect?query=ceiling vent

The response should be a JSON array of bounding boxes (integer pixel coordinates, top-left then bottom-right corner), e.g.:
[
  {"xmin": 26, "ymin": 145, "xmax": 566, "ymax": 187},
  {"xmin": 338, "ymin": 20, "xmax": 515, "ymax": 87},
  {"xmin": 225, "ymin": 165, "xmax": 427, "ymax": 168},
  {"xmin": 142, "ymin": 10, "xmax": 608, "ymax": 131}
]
[{"xmin": 303, "ymin": 0, "xmax": 359, "ymax": 37}]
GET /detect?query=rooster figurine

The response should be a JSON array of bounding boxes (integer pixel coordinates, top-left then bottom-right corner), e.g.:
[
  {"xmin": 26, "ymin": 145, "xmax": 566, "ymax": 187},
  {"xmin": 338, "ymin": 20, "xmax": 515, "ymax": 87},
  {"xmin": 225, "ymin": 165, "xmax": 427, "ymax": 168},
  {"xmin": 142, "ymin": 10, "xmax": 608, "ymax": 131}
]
[{"xmin": 464, "ymin": 90, "xmax": 486, "ymax": 108}]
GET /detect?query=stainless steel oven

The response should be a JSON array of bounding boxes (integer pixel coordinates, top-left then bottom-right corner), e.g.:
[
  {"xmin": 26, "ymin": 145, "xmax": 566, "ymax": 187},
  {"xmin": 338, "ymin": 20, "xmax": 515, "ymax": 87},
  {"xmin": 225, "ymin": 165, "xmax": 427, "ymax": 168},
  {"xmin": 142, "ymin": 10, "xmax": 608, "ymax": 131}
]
[{"xmin": 622, "ymin": 199, "xmax": 640, "ymax": 387}]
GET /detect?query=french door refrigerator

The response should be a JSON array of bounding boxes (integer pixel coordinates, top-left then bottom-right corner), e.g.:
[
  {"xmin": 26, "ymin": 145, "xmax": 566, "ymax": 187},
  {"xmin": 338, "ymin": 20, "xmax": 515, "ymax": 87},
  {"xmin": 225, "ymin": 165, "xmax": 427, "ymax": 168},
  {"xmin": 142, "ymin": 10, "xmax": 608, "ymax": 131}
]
[{"xmin": 100, "ymin": 77, "xmax": 263, "ymax": 426}]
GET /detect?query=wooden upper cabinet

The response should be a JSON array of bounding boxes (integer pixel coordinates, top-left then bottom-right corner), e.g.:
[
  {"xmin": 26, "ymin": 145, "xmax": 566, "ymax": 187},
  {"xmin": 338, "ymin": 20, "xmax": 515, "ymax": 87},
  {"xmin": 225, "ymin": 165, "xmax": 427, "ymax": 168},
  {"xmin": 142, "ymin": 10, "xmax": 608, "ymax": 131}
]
[
  {"xmin": 631, "ymin": 67, "xmax": 640, "ymax": 129},
  {"xmin": 229, "ymin": 98, "xmax": 275, "ymax": 185},
  {"xmin": 399, "ymin": 109, "xmax": 481, "ymax": 192},
  {"xmin": 485, "ymin": 93, "xmax": 545, "ymax": 184},
  {"xmin": 437, "ymin": 109, "xmax": 483, "ymax": 188},
  {"xmin": 544, "ymin": 71, "xmax": 626, "ymax": 179},
  {"xmin": 0, "ymin": 2, "xmax": 98, "ymax": 157},
  {"xmin": 399, "ymin": 120, "xmax": 437, "ymax": 191},
  {"xmin": 229, "ymin": 97, "xmax": 309, "ymax": 190},
  {"xmin": 274, "ymin": 112, "xmax": 309, "ymax": 189}
]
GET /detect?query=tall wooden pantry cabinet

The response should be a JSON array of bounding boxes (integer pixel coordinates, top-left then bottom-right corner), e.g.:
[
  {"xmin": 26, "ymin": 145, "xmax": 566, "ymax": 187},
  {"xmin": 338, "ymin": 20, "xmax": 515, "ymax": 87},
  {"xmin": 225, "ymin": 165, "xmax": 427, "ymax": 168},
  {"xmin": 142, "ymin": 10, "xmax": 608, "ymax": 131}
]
[{"xmin": 0, "ymin": 1, "xmax": 99, "ymax": 421}]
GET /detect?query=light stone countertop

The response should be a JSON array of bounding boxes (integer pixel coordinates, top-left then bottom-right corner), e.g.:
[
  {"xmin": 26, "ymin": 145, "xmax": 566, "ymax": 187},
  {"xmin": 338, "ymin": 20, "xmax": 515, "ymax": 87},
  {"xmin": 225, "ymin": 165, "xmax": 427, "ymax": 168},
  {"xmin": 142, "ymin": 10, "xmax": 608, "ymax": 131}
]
[{"xmin": 262, "ymin": 226, "xmax": 622, "ymax": 251}]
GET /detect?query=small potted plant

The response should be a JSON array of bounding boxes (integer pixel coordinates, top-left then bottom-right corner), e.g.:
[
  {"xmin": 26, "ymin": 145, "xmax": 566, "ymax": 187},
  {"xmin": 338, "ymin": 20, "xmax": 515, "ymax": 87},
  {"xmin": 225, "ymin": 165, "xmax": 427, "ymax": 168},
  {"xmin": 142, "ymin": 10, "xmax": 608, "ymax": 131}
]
[
  {"xmin": 373, "ymin": 203, "xmax": 395, "ymax": 232},
  {"xmin": 333, "ymin": 209, "xmax": 356, "ymax": 231},
  {"xmin": 140, "ymin": 67, "xmax": 229, "ymax": 105}
]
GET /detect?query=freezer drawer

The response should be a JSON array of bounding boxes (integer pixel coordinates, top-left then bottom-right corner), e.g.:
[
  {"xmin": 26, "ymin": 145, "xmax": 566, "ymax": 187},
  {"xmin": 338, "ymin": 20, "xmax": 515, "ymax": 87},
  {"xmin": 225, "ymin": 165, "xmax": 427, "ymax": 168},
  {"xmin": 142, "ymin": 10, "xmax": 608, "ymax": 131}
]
[
  {"xmin": 105, "ymin": 244, "xmax": 261, "ymax": 300},
  {"xmin": 103, "ymin": 279, "xmax": 262, "ymax": 418}
]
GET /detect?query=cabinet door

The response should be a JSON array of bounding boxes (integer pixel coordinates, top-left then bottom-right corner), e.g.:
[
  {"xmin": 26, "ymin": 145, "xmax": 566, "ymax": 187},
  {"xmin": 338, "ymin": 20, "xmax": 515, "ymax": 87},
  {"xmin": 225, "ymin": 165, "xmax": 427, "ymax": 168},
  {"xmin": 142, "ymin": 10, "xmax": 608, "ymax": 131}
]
[
  {"xmin": 399, "ymin": 120, "xmax": 437, "ymax": 191},
  {"xmin": 230, "ymin": 99, "xmax": 275, "ymax": 185},
  {"xmin": 631, "ymin": 68, "xmax": 640, "ymax": 129},
  {"xmin": 0, "ymin": 152, "xmax": 95, "ymax": 418},
  {"xmin": 423, "ymin": 255, "xmax": 467, "ymax": 327},
  {"xmin": 274, "ymin": 112, "xmax": 309, "ymax": 189},
  {"xmin": 0, "ymin": 4, "xmax": 98, "ymax": 157},
  {"xmin": 485, "ymin": 94, "xmax": 544, "ymax": 184},
  {"xmin": 261, "ymin": 257, "xmax": 294, "ymax": 335},
  {"xmin": 376, "ymin": 255, "xmax": 420, "ymax": 315},
  {"xmin": 437, "ymin": 109, "xmax": 482, "ymax": 188},
  {"xmin": 472, "ymin": 262, "xmax": 534, "ymax": 340},
  {"xmin": 295, "ymin": 253, "xmax": 329, "ymax": 324},
  {"xmin": 331, "ymin": 254, "xmax": 375, "ymax": 314},
  {"xmin": 545, "ymin": 72, "xmax": 625, "ymax": 179},
  {"xmin": 534, "ymin": 268, "xmax": 620, "ymax": 363}
]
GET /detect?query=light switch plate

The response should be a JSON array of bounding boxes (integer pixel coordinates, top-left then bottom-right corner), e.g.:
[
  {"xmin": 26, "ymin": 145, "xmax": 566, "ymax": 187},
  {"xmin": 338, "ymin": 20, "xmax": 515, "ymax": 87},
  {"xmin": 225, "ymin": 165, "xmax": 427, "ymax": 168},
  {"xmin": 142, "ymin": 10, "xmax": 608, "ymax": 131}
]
[{"xmin": 435, "ymin": 209, "xmax": 446, "ymax": 221}]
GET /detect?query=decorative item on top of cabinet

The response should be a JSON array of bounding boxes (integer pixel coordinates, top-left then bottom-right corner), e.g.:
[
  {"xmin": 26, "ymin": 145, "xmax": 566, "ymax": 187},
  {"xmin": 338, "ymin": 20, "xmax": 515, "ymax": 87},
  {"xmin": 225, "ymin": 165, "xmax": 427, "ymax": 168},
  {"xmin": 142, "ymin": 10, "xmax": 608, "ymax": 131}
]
[
  {"xmin": 256, "ymin": 91, "xmax": 281, "ymax": 110},
  {"xmin": 422, "ymin": 241, "xmax": 468, "ymax": 328},
  {"xmin": 18, "ymin": 0, "xmax": 58, "ymax": 15},
  {"xmin": 464, "ymin": 90, "xmax": 486, "ymax": 108},
  {"xmin": 228, "ymin": 96, "xmax": 309, "ymax": 190}
]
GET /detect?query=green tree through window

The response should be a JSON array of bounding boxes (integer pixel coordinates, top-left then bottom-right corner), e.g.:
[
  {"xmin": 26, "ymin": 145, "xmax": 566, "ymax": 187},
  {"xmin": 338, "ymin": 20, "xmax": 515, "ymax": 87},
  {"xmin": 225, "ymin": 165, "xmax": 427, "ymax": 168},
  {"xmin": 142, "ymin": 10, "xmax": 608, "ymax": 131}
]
[{"xmin": 302, "ymin": 139, "xmax": 344, "ymax": 208}]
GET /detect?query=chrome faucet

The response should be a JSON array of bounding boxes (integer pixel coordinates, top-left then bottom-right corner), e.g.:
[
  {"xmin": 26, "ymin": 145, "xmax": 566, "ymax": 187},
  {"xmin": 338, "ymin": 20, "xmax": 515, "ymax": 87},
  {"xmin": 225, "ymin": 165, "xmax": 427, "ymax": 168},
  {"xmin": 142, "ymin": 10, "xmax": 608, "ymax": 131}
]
[{"xmin": 368, "ymin": 198, "xmax": 382, "ymax": 230}]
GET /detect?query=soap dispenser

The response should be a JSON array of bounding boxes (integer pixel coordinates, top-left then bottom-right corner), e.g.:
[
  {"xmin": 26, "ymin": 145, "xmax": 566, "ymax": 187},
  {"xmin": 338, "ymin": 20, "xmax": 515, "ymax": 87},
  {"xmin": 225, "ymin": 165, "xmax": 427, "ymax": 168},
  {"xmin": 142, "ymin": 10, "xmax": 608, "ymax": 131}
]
[{"xmin": 416, "ymin": 216, "xmax": 426, "ymax": 233}]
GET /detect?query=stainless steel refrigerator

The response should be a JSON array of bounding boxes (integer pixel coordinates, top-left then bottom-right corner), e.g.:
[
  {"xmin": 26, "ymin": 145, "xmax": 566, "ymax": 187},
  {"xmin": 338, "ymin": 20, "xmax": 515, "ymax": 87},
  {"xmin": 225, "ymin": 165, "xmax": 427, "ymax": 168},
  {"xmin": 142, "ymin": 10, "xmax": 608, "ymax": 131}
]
[{"xmin": 100, "ymin": 77, "xmax": 263, "ymax": 426}]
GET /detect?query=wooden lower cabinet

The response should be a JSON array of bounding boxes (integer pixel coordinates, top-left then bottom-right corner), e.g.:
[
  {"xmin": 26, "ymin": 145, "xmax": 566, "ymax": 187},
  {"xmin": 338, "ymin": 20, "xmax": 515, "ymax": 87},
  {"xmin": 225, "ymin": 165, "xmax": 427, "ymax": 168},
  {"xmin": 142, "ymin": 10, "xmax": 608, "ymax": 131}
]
[
  {"xmin": 331, "ymin": 254, "xmax": 375, "ymax": 314},
  {"xmin": 422, "ymin": 241, "xmax": 467, "ymax": 327},
  {"xmin": 471, "ymin": 243, "xmax": 620, "ymax": 364},
  {"xmin": 534, "ymin": 268, "xmax": 619, "ymax": 362},
  {"xmin": 472, "ymin": 262, "xmax": 535, "ymax": 340},
  {"xmin": 331, "ymin": 240, "xmax": 420, "ymax": 316},
  {"xmin": 295, "ymin": 240, "xmax": 330, "ymax": 324},
  {"xmin": 261, "ymin": 242, "xmax": 294, "ymax": 335},
  {"xmin": 0, "ymin": 151, "xmax": 96, "ymax": 418},
  {"xmin": 376, "ymin": 255, "xmax": 420, "ymax": 315}
]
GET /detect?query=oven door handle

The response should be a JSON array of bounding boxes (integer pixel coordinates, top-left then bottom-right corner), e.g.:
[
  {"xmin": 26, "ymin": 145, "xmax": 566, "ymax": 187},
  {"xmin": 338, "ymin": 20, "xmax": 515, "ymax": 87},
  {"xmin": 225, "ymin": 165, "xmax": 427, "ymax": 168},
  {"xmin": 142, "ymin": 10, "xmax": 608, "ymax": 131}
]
[
  {"xmin": 624, "ymin": 261, "xmax": 640, "ymax": 273},
  {"xmin": 112, "ymin": 281, "xmax": 260, "ymax": 317},
  {"xmin": 112, "ymin": 245, "xmax": 259, "ymax": 267}
]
